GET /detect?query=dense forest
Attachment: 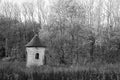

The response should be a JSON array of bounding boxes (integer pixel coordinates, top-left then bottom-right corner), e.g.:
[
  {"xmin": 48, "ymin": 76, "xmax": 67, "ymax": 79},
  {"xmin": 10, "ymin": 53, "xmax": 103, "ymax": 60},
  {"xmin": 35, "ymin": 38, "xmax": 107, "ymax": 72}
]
[{"xmin": 0, "ymin": 0, "xmax": 120, "ymax": 66}]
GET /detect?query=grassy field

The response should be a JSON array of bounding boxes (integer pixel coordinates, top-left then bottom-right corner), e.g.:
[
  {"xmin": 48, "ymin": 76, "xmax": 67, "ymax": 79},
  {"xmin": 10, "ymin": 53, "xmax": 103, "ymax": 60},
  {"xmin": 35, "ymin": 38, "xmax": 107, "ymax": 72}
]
[{"xmin": 0, "ymin": 61, "xmax": 120, "ymax": 80}]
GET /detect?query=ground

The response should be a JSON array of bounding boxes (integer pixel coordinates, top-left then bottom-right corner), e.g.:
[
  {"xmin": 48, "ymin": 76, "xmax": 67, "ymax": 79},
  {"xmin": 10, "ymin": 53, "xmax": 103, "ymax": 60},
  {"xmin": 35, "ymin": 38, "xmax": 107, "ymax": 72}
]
[
  {"xmin": 0, "ymin": 61, "xmax": 120, "ymax": 80},
  {"xmin": 0, "ymin": 60, "xmax": 120, "ymax": 72}
]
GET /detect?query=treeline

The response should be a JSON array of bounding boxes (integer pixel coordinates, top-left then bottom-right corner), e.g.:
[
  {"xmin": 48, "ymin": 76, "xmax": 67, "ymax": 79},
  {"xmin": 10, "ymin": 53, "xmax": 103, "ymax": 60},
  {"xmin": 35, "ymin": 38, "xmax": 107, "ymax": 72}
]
[
  {"xmin": 40, "ymin": 0, "xmax": 120, "ymax": 65},
  {"xmin": 0, "ymin": 0, "xmax": 120, "ymax": 65},
  {"xmin": 0, "ymin": 16, "xmax": 40, "ymax": 60}
]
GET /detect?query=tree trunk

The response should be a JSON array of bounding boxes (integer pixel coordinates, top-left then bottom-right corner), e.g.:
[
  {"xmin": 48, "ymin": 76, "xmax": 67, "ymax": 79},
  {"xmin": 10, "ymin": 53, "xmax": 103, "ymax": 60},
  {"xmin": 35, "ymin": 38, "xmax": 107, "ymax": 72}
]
[
  {"xmin": 5, "ymin": 38, "xmax": 8, "ymax": 57},
  {"xmin": 89, "ymin": 37, "xmax": 95, "ymax": 61}
]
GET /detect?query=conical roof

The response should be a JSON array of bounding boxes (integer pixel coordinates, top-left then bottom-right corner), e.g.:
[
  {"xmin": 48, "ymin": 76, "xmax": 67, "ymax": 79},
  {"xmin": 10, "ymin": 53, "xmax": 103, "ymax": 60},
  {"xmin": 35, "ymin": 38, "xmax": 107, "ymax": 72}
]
[{"xmin": 25, "ymin": 35, "xmax": 46, "ymax": 47}]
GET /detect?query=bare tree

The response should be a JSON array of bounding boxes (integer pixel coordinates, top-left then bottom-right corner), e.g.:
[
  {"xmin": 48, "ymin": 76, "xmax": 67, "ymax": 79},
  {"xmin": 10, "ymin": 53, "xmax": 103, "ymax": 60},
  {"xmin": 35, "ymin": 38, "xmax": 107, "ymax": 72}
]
[{"xmin": 0, "ymin": 1, "xmax": 15, "ymax": 56}]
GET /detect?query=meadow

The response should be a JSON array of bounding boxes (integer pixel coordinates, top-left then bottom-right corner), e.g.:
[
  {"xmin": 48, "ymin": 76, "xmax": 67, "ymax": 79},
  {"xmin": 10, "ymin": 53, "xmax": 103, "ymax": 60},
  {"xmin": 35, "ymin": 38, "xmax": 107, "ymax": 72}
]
[{"xmin": 0, "ymin": 61, "xmax": 120, "ymax": 80}]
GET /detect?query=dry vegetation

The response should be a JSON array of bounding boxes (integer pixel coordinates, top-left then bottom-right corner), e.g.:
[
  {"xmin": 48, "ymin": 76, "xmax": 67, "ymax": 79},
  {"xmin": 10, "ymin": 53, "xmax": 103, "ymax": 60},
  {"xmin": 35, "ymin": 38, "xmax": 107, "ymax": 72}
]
[{"xmin": 0, "ymin": 61, "xmax": 120, "ymax": 80}]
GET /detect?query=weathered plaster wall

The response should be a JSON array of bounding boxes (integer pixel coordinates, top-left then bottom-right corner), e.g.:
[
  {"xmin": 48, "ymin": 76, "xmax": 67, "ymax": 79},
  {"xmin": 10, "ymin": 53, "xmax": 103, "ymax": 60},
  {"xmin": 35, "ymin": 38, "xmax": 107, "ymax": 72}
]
[{"xmin": 26, "ymin": 47, "xmax": 45, "ymax": 67}]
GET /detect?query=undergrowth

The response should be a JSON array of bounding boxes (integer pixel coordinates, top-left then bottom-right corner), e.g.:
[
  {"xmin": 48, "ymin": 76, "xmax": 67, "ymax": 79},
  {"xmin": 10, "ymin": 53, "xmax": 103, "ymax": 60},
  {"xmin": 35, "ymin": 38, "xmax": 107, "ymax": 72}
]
[{"xmin": 0, "ymin": 61, "xmax": 120, "ymax": 80}]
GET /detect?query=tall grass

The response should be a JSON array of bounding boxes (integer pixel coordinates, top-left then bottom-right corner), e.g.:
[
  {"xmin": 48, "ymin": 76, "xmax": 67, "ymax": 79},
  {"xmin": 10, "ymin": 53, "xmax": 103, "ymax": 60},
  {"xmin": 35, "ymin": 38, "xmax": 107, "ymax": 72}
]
[{"xmin": 0, "ymin": 61, "xmax": 120, "ymax": 80}]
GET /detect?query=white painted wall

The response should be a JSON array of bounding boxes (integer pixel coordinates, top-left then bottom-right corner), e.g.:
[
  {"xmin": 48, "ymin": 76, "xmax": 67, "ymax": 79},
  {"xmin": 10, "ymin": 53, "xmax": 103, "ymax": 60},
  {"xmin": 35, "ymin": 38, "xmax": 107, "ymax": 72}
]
[{"xmin": 26, "ymin": 47, "xmax": 45, "ymax": 67}]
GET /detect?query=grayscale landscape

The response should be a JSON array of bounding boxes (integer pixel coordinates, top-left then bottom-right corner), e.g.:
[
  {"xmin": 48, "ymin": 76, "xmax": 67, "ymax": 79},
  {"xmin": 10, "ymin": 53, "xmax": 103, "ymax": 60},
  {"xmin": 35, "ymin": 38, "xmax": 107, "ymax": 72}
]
[{"xmin": 0, "ymin": 0, "xmax": 120, "ymax": 80}]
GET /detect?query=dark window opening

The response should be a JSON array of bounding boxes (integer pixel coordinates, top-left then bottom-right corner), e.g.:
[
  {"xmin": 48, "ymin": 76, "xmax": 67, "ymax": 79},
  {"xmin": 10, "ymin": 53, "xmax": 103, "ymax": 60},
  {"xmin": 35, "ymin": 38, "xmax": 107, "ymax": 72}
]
[{"xmin": 35, "ymin": 53, "xmax": 39, "ymax": 59}]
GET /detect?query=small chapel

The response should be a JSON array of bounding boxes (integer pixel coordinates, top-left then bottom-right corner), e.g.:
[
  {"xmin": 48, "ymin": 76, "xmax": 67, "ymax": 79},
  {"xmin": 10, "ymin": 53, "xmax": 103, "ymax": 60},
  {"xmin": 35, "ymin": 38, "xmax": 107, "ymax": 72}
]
[{"xmin": 25, "ymin": 35, "xmax": 46, "ymax": 67}]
